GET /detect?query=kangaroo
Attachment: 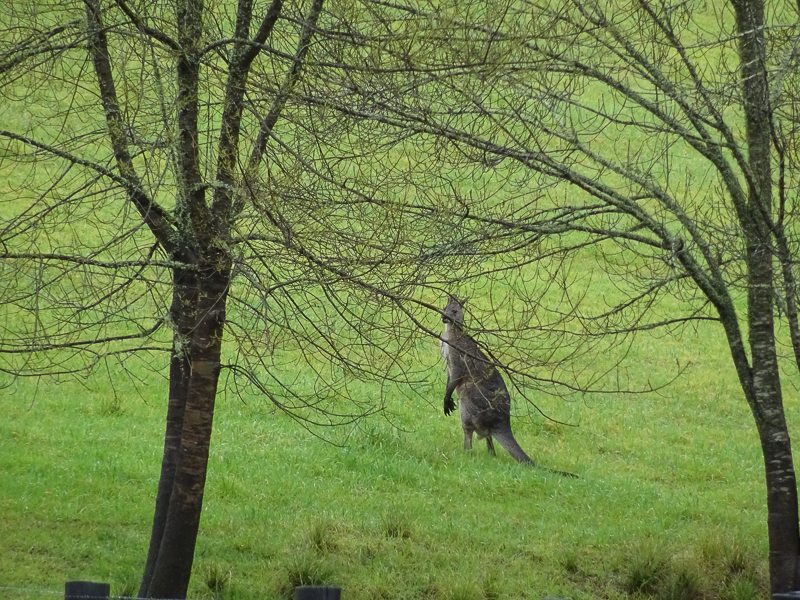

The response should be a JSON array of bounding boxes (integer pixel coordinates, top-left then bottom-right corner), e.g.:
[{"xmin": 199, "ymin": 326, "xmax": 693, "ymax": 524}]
[{"xmin": 440, "ymin": 295, "xmax": 575, "ymax": 476}]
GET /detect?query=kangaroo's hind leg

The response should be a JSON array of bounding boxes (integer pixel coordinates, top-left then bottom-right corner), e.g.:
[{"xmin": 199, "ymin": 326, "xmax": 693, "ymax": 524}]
[{"xmin": 463, "ymin": 427, "xmax": 474, "ymax": 451}]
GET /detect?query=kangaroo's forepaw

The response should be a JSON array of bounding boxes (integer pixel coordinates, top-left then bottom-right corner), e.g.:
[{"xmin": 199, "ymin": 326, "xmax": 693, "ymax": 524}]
[{"xmin": 444, "ymin": 399, "xmax": 456, "ymax": 415}]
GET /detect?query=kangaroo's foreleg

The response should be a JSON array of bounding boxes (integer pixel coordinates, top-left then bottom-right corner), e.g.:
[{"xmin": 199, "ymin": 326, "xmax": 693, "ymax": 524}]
[{"xmin": 443, "ymin": 374, "xmax": 463, "ymax": 416}]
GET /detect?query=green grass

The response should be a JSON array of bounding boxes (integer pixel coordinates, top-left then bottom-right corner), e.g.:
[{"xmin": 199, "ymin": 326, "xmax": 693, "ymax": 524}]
[
  {"xmin": 0, "ymin": 315, "xmax": 781, "ymax": 599},
  {"xmin": 0, "ymin": 3, "xmax": 790, "ymax": 599}
]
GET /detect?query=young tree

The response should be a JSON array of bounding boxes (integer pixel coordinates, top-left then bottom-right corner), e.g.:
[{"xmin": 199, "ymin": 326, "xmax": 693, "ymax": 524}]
[
  {"xmin": 0, "ymin": 1, "xmax": 452, "ymax": 597},
  {"xmin": 308, "ymin": 0, "xmax": 800, "ymax": 592}
]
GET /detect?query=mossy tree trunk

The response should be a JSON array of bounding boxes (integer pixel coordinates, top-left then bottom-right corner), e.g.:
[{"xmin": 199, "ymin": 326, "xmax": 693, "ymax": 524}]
[{"xmin": 144, "ymin": 268, "xmax": 230, "ymax": 599}]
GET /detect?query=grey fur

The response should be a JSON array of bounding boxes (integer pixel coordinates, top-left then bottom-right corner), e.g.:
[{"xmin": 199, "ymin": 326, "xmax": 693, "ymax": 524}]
[
  {"xmin": 440, "ymin": 295, "xmax": 532, "ymax": 463},
  {"xmin": 440, "ymin": 296, "xmax": 576, "ymax": 477}
]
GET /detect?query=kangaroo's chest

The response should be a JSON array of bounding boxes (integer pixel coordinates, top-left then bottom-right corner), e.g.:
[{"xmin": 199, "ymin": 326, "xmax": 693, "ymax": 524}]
[
  {"xmin": 442, "ymin": 325, "xmax": 475, "ymax": 383},
  {"xmin": 440, "ymin": 325, "xmax": 458, "ymax": 376}
]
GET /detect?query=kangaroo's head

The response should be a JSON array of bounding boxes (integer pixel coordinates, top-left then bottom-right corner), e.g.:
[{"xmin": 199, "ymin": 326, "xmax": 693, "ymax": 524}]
[{"xmin": 442, "ymin": 295, "xmax": 466, "ymax": 327}]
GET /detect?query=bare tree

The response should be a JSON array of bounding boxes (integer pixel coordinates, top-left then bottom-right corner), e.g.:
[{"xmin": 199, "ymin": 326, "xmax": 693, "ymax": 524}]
[
  {"xmin": 296, "ymin": 0, "xmax": 800, "ymax": 593},
  {"xmin": 0, "ymin": 1, "xmax": 458, "ymax": 597}
]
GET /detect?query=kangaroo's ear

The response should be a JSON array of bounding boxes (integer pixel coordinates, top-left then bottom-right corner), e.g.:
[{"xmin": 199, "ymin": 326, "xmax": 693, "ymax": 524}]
[{"xmin": 446, "ymin": 293, "xmax": 467, "ymax": 307}]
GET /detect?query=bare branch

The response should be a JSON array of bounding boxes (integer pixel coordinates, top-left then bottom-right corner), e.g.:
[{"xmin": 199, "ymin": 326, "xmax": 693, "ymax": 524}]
[{"xmin": 84, "ymin": 0, "xmax": 179, "ymax": 257}]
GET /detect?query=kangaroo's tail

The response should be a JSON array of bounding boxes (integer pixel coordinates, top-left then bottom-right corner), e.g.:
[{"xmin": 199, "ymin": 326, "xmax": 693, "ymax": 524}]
[
  {"xmin": 493, "ymin": 429, "xmax": 578, "ymax": 478},
  {"xmin": 492, "ymin": 428, "xmax": 533, "ymax": 463}
]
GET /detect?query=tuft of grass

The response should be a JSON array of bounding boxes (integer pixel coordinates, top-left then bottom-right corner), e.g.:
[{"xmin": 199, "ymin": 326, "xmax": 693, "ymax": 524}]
[
  {"xmin": 277, "ymin": 553, "xmax": 336, "ymax": 600},
  {"xmin": 480, "ymin": 573, "xmax": 501, "ymax": 600},
  {"xmin": 723, "ymin": 575, "xmax": 761, "ymax": 600},
  {"xmin": 619, "ymin": 543, "xmax": 765, "ymax": 600},
  {"xmin": 559, "ymin": 550, "xmax": 580, "ymax": 576},
  {"xmin": 623, "ymin": 553, "xmax": 704, "ymax": 600},
  {"xmin": 623, "ymin": 549, "xmax": 668, "ymax": 596},
  {"xmin": 204, "ymin": 563, "xmax": 231, "ymax": 600},
  {"xmin": 381, "ymin": 511, "xmax": 413, "ymax": 540},
  {"xmin": 449, "ymin": 581, "xmax": 481, "ymax": 600},
  {"xmin": 115, "ymin": 580, "xmax": 138, "ymax": 599},
  {"xmin": 305, "ymin": 517, "xmax": 340, "ymax": 554},
  {"xmin": 697, "ymin": 531, "xmax": 767, "ymax": 597},
  {"xmin": 658, "ymin": 565, "xmax": 703, "ymax": 600},
  {"xmin": 719, "ymin": 541, "xmax": 757, "ymax": 581},
  {"xmin": 97, "ymin": 393, "xmax": 125, "ymax": 418}
]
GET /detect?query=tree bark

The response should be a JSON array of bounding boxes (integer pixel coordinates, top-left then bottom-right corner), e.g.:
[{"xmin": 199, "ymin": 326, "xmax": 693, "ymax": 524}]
[
  {"xmin": 746, "ymin": 236, "xmax": 800, "ymax": 593},
  {"xmin": 139, "ymin": 269, "xmax": 197, "ymax": 597},
  {"xmin": 732, "ymin": 0, "xmax": 800, "ymax": 591},
  {"xmin": 146, "ymin": 269, "xmax": 230, "ymax": 599}
]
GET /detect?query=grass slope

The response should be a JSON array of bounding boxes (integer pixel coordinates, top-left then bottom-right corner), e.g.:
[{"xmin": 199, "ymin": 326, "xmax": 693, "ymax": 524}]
[{"xmin": 0, "ymin": 316, "xmax": 784, "ymax": 600}]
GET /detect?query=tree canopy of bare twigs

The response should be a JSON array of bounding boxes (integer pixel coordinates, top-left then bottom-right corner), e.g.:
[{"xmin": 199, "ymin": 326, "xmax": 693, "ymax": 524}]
[{"xmin": 308, "ymin": 0, "xmax": 800, "ymax": 592}]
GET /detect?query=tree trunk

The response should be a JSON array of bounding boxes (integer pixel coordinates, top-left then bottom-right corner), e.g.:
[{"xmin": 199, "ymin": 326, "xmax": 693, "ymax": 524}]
[
  {"xmin": 760, "ymin": 419, "xmax": 800, "ymax": 593},
  {"xmin": 747, "ymin": 232, "xmax": 800, "ymax": 593},
  {"xmin": 145, "ymin": 269, "xmax": 229, "ymax": 599},
  {"xmin": 139, "ymin": 269, "xmax": 197, "ymax": 597},
  {"xmin": 732, "ymin": 0, "xmax": 800, "ymax": 591}
]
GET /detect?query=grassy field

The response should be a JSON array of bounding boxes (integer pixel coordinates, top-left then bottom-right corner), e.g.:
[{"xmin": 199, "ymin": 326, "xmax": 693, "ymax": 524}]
[
  {"xmin": 0, "ymin": 312, "xmax": 786, "ymax": 600},
  {"xmin": 0, "ymin": 2, "xmax": 793, "ymax": 599}
]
